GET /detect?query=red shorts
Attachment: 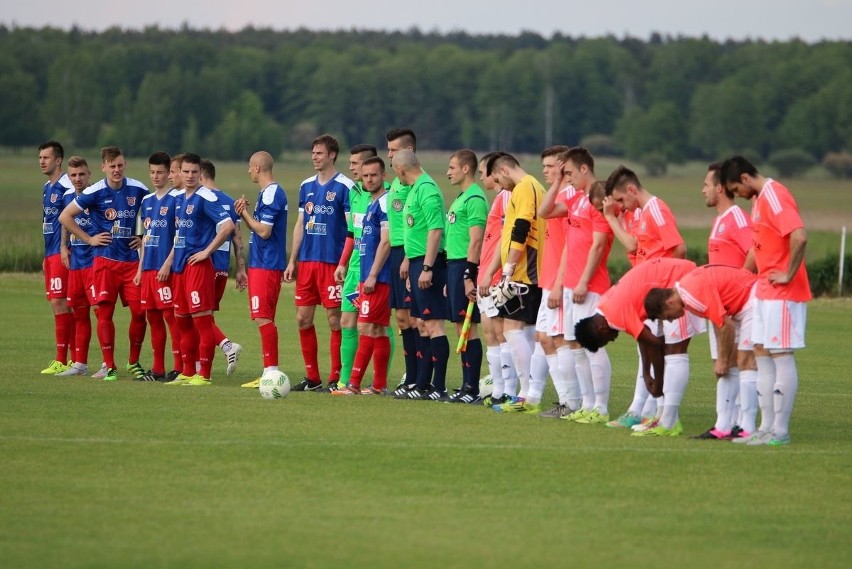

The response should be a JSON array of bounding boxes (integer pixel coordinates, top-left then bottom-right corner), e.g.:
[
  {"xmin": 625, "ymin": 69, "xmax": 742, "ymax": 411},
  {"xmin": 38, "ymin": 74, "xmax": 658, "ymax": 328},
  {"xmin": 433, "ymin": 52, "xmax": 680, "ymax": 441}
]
[
  {"xmin": 43, "ymin": 254, "xmax": 69, "ymax": 300},
  {"xmin": 214, "ymin": 271, "xmax": 229, "ymax": 310},
  {"xmin": 67, "ymin": 267, "xmax": 92, "ymax": 308},
  {"xmin": 248, "ymin": 268, "xmax": 283, "ymax": 320},
  {"xmin": 140, "ymin": 270, "xmax": 175, "ymax": 311},
  {"xmin": 357, "ymin": 282, "xmax": 391, "ymax": 326},
  {"xmin": 90, "ymin": 257, "xmax": 140, "ymax": 307},
  {"xmin": 173, "ymin": 260, "xmax": 215, "ymax": 316},
  {"xmin": 295, "ymin": 261, "xmax": 341, "ymax": 308}
]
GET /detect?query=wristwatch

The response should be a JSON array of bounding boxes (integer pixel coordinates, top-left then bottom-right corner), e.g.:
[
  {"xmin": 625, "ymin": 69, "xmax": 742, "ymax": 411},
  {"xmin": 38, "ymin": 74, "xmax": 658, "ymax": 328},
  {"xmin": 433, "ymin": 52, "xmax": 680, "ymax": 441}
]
[{"xmin": 422, "ymin": 264, "xmax": 432, "ymax": 272}]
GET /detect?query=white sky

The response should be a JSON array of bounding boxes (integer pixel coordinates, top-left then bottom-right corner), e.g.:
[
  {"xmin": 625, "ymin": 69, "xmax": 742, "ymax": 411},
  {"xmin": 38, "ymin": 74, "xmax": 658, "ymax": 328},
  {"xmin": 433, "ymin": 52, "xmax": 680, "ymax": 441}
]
[{"xmin": 3, "ymin": 0, "xmax": 851, "ymax": 42}]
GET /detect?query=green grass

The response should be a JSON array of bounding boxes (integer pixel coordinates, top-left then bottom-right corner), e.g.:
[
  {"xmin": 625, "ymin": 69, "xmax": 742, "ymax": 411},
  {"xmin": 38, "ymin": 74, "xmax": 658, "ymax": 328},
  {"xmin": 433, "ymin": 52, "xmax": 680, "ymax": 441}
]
[
  {"xmin": 2, "ymin": 151, "xmax": 850, "ymax": 271},
  {"xmin": 1, "ymin": 273, "xmax": 850, "ymax": 568}
]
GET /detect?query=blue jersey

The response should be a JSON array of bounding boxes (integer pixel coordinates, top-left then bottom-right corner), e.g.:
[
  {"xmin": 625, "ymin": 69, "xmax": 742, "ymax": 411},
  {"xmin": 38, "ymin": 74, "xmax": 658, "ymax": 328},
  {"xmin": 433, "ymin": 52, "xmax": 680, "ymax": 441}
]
[
  {"xmin": 249, "ymin": 183, "xmax": 289, "ymax": 270},
  {"xmin": 62, "ymin": 188, "xmax": 95, "ymax": 270},
  {"xmin": 74, "ymin": 177, "xmax": 149, "ymax": 263},
  {"xmin": 360, "ymin": 193, "xmax": 391, "ymax": 284},
  {"xmin": 211, "ymin": 189, "xmax": 239, "ymax": 272},
  {"xmin": 43, "ymin": 174, "xmax": 73, "ymax": 257},
  {"xmin": 297, "ymin": 172, "xmax": 352, "ymax": 264},
  {"xmin": 140, "ymin": 190, "xmax": 180, "ymax": 272},
  {"xmin": 172, "ymin": 187, "xmax": 232, "ymax": 274}
]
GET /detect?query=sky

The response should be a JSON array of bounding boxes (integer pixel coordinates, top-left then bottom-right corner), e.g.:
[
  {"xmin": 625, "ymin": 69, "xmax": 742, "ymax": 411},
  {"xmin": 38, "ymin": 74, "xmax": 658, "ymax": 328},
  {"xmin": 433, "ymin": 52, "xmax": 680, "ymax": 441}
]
[{"xmin": 3, "ymin": 0, "xmax": 851, "ymax": 42}]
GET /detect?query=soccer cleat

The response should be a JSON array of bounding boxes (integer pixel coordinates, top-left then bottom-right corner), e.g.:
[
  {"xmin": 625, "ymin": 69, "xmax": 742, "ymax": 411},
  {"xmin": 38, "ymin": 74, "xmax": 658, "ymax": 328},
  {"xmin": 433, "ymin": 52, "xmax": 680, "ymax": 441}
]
[
  {"xmin": 163, "ymin": 370, "xmax": 181, "ymax": 383},
  {"xmin": 561, "ymin": 408, "xmax": 591, "ymax": 422},
  {"xmin": 631, "ymin": 417, "xmax": 660, "ymax": 432},
  {"xmin": 165, "ymin": 373, "xmax": 194, "ymax": 386},
  {"xmin": 56, "ymin": 363, "xmax": 89, "ymax": 376},
  {"xmin": 484, "ymin": 394, "xmax": 509, "ymax": 408},
  {"xmin": 126, "ymin": 362, "xmax": 146, "ymax": 380},
  {"xmin": 521, "ymin": 402, "xmax": 543, "ymax": 415},
  {"xmin": 606, "ymin": 412, "xmax": 642, "ymax": 429},
  {"xmin": 493, "ymin": 396, "xmax": 526, "ymax": 413},
  {"xmin": 182, "ymin": 375, "xmax": 212, "ymax": 386},
  {"xmin": 241, "ymin": 378, "xmax": 261, "ymax": 389},
  {"xmin": 40, "ymin": 360, "xmax": 70, "ymax": 375},
  {"xmin": 103, "ymin": 368, "xmax": 119, "ymax": 382},
  {"xmin": 361, "ymin": 387, "xmax": 390, "ymax": 396},
  {"xmin": 408, "ymin": 387, "xmax": 435, "ymax": 400},
  {"xmin": 322, "ymin": 382, "xmax": 339, "ymax": 394},
  {"xmin": 331, "ymin": 384, "xmax": 360, "ymax": 396},
  {"xmin": 691, "ymin": 428, "xmax": 730, "ymax": 440},
  {"xmin": 224, "ymin": 342, "xmax": 242, "ymax": 375},
  {"xmin": 745, "ymin": 431, "xmax": 774, "ymax": 446},
  {"xmin": 632, "ymin": 420, "xmax": 683, "ymax": 437},
  {"xmin": 91, "ymin": 363, "xmax": 109, "ymax": 379},
  {"xmin": 458, "ymin": 392, "xmax": 483, "ymax": 405},
  {"xmin": 728, "ymin": 425, "xmax": 745, "ymax": 440},
  {"xmin": 768, "ymin": 434, "xmax": 791, "ymax": 446},
  {"xmin": 292, "ymin": 378, "xmax": 322, "ymax": 392},
  {"xmin": 539, "ymin": 403, "xmax": 568, "ymax": 419},
  {"xmin": 730, "ymin": 430, "xmax": 756, "ymax": 443},
  {"xmin": 136, "ymin": 370, "xmax": 164, "ymax": 382},
  {"xmin": 446, "ymin": 389, "xmax": 464, "ymax": 403},
  {"xmin": 393, "ymin": 384, "xmax": 416, "ymax": 399},
  {"xmin": 573, "ymin": 408, "xmax": 609, "ymax": 424}
]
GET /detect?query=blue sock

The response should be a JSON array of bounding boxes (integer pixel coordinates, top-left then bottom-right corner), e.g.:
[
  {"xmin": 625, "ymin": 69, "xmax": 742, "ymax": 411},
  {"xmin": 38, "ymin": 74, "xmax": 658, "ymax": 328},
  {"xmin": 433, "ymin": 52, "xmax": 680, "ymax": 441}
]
[
  {"xmin": 430, "ymin": 336, "xmax": 450, "ymax": 394},
  {"xmin": 465, "ymin": 339, "xmax": 483, "ymax": 393},
  {"xmin": 401, "ymin": 328, "xmax": 418, "ymax": 386},
  {"xmin": 416, "ymin": 334, "xmax": 433, "ymax": 390}
]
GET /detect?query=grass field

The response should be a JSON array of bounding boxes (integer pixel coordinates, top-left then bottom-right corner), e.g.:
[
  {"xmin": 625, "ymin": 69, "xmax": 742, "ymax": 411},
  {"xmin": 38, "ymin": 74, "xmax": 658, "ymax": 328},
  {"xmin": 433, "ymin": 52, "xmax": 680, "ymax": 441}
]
[
  {"xmin": 1, "ymin": 150, "xmax": 850, "ymax": 271},
  {"xmin": 1, "ymin": 273, "xmax": 851, "ymax": 568}
]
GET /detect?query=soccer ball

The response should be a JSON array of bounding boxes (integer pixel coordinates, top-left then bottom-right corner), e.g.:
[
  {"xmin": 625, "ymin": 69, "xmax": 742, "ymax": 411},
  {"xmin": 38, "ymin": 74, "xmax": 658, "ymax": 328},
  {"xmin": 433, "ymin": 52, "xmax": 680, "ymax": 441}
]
[
  {"xmin": 259, "ymin": 370, "xmax": 291, "ymax": 400},
  {"xmin": 479, "ymin": 375, "xmax": 493, "ymax": 398}
]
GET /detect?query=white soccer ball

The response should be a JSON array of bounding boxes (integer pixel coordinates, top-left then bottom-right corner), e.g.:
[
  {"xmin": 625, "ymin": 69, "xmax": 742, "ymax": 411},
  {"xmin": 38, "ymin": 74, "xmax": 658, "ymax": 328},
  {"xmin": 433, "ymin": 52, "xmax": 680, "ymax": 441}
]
[
  {"xmin": 259, "ymin": 370, "xmax": 291, "ymax": 400},
  {"xmin": 479, "ymin": 375, "xmax": 494, "ymax": 398}
]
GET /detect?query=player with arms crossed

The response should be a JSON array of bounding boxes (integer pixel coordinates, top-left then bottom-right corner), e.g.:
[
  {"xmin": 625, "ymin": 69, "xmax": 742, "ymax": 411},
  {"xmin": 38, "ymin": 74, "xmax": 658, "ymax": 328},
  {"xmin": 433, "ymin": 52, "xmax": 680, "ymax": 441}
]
[
  {"xmin": 285, "ymin": 135, "xmax": 353, "ymax": 392},
  {"xmin": 237, "ymin": 151, "xmax": 289, "ymax": 387},
  {"xmin": 59, "ymin": 146, "xmax": 149, "ymax": 382},
  {"xmin": 39, "ymin": 140, "xmax": 74, "ymax": 374},
  {"xmin": 721, "ymin": 156, "xmax": 810, "ymax": 446}
]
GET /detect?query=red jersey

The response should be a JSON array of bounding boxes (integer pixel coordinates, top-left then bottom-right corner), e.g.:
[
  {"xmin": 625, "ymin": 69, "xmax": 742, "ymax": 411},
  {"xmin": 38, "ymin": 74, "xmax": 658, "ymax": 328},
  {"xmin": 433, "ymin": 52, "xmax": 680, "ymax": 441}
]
[
  {"xmin": 708, "ymin": 205, "xmax": 752, "ymax": 267},
  {"xmin": 675, "ymin": 265, "xmax": 757, "ymax": 327},
  {"xmin": 597, "ymin": 258, "xmax": 697, "ymax": 339},
  {"xmin": 479, "ymin": 190, "xmax": 510, "ymax": 286},
  {"xmin": 540, "ymin": 186, "xmax": 577, "ymax": 290},
  {"xmin": 751, "ymin": 179, "xmax": 811, "ymax": 302},
  {"xmin": 563, "ymin": 194, "xmax": 613, "ymax": 294},
  {"xmin": 636, "ymin": 196, "xmax": 684, "ymax": 264}
]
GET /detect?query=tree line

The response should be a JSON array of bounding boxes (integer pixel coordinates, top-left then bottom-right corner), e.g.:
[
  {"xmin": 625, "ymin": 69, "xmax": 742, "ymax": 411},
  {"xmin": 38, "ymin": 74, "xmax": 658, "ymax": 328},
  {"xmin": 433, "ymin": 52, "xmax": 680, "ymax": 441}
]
[{"xmin": 2, "ymin": 25, "xmax": 851, "ymax": 173}]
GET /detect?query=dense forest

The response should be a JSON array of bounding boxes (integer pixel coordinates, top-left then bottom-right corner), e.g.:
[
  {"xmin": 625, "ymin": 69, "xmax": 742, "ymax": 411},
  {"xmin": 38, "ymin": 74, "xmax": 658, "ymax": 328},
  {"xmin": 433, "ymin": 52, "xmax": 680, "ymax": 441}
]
[{"xmin": 2, "ymin": 25, "xmax": 851, "ymax": 171}]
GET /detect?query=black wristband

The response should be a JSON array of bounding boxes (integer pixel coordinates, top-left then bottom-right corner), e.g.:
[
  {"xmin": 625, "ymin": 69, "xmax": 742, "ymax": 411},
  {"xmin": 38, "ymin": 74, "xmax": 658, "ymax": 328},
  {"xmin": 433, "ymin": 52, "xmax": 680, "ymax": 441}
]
[{"xmin": 463, "ymin": 261, "xmax": 479, "ymax": 282}]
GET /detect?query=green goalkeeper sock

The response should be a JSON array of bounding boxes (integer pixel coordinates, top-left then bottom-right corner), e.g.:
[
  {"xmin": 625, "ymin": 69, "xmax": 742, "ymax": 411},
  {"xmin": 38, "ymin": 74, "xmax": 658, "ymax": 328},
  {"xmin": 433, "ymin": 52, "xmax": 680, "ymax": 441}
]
[
  {"xmin": 338, "ymin": 327, "xmax": 359, "ymax": 386},
  {"xmin": 386, "ymin": 326, "xmax": 396, "ymax": 377}
]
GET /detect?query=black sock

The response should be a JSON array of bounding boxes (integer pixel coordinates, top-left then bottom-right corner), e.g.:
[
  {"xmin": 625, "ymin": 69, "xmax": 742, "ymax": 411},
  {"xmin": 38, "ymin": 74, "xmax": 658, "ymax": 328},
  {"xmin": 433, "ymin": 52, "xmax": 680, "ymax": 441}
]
[{"xmin": 430, "ymin": 335, "xmax": 450, "ymax": 394}]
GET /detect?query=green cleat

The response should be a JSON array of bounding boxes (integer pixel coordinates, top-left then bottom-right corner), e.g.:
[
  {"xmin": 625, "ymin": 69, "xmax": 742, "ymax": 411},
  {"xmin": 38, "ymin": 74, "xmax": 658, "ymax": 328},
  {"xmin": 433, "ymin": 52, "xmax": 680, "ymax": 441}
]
[
  {"xmin": 493, "ymin": 397, "xmax": 526, "ymax": 413},
  {"xmin": 102, "ymin": 368, "xmax": 119, "ymax": 382},
  {"xmin": 165, "ymin": 373, "xmax": 193, "ymax": 385},
  {"xmin": 632, "ymin": 420, "xmax": 683, "ymax": 437},
  {"xmin": 561, "ymin": 408, "xmax": 591, "ymax": 422},
  {"xmin": 181, "ymin": 375, "xmax": 212, "ymax": 386},
  {"xmin": 521, "ymin": 402, "xmax": 543, "ymax": 415},
  {"xmin": 126, "ymin": 361, "xmax": 146, "ymax": 380},
  {"xmin": 768, "ymin": 434, "xmax": 791, "ymax": 446},
  {"xmin": 574, "ymin": 408, "xmax": 610, "ymax": 424},
  {"xmin": 606, "ymin": 412, "xmax": 642, "ymax": 429},
  {"xmin": 40, "ymin": 360, "xmax": 70, "ymax": 375}
]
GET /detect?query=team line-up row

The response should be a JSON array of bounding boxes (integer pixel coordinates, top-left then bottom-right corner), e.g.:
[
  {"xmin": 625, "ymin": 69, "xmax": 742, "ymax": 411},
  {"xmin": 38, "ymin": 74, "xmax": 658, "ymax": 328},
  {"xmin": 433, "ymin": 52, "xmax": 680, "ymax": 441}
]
[{"xmin": 37, "ymin": 128, "xmax": 809, "ymax": 445}]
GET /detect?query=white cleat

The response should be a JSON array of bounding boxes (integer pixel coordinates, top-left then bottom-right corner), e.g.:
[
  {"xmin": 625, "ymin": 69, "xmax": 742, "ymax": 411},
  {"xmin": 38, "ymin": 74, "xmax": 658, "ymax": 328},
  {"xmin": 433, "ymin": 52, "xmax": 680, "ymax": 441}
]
[
  {"xmin": 225, "ymin": 342, "xmax": 242, "ymax": 375},
  {"xmin": 57, "ymin": 363, "xmax": 89, "ymax": 376},
  {"xmin": 91, "ymin": 363, "xmax": 108, "ymax": 379}
]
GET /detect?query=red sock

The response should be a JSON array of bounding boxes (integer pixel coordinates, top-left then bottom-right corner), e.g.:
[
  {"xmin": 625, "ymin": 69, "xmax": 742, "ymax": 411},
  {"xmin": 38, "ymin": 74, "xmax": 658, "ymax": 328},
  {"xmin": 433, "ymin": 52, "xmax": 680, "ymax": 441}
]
[
  {"xmin": 163, "ymin": 309, "xmax": 182, "ymax": 371},
  {"xmin": 95, "ymin": 303, "xmax": 116, "ymax": 369},
  {"xmin": 350, "ymin": 336, "xmax": 374, "ymax": 389},
  {"xmin": 372, "ymin": 336, "xmax": 391, "ymax": 391},
  {"xmin": 147, "ymin": 309, "xmax": 167, "ymax": 374},
  {"xmin": 212, "ymin": 317, "xmax": 227, "ymax": 346},
  {"xmin": 177, "ymin": 316, "xmax": 197, "ymax": 376},
  {"xmin": 259, "ymin": 322, "xmax": 278, "ymax": 368},
  {"xmin": 54, "ymin": 312, "xmax": 73, "ymax": 363},
  {"xmin": 194, "ymin": 314, "xmax": 215, "ymax": 379},
  {"xmin": 128, "ymin": 303, "xmax": 146, "ymax": 364},
  {"xmin": 298, "ymin": 326, "xmax": 320, "ymax": 382},
  {"xmin": 72, "ymin": 306, "xmax": 91, "ymax": 365},
  {"xmin": 329, "ymin": 328, "xmax": 342, "ymax": 382}
]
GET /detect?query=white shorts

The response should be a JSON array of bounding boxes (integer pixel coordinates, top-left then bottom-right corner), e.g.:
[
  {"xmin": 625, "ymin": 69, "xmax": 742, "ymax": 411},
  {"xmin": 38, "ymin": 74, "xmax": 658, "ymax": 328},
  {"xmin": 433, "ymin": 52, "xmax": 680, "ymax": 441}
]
[
  {"xmin": 534, "ymin": 289, "xmax": 564, "ymax": 336},
  {"xmin": 708, "ymin": 294, "xmax": 755, "ymax": 359},
  {"xmin": 563, "ymin": 289, "xmax": 602, "ymax": 341},
  {"xmin": 751, "ymin": 298, "xmax": 807, "ymax": 351},
  {"xmin": 645, "ymin": 311, "xmax": 706, "ymax": 345}
]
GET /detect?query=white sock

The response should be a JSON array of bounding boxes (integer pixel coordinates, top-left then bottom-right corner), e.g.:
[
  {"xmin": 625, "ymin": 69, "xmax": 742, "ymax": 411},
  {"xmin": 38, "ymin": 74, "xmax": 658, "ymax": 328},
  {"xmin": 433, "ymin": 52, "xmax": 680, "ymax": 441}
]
[
  {"xmin": 739, "ymin": 369, "xmax": 758, "ymax": 433},
  {"xmin": 557, "ymin": 346, "xmax": 581, "ymax": 409},
  {"xmin": 589, "ymin": 347, "xmax": 611, "ymax": 415},
  {"xmin": 628, "ymin": 351, "xmax": 650, "ymax": 416},
  {"xmin": 653, "ymin": 396, "xmax": 664, "ymax": 419},
  {"xmin": 523, "ymin": 325, "xmax": 536, "ymax": 346},
  {"xmin": 714, "ymin": 368, "xmax": 739, "ymax": 433},
  {"xmin": 486, "ymin": 345, "xmax": 504, "ymax": 399},
  {"xmin": 755, "ymin": 355, "xmax": 776, "ymax": 433},
  {"xmin": 527, "ymin": 343, "xmax": 549, "ymax": 404},
  {"xmin": 504, "ymin": 329, "xmax": 532, "ymax": 399},
  {"xmin": 725, "ymin": 367, "xmax": 741, "ymax": 432},
  {"xmin": 500, "ymin": 342, "xmax": 518, "ymax": 396},
  {"xmin": 572, "ymin": 348, "xmax": 594, "ymax": 410},
  {"xmin": 772, "ymin": 354, "xmax": 799, "ymax": 438},
  {"xmin": 219, "ymin": 339, "xmax": 232, "ymax": 352},
  {"xmin": 661, "ymin": 354, "xmax": 689, "ymax": 429},
  {"xmin": 546, "ymin": 353, "xmax": 567, "ymax": 404},
  {"xmin": 266, "ymin": 365, "xmax": 278, "ymax": 372}
]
